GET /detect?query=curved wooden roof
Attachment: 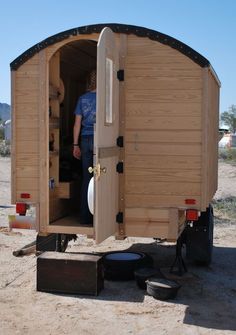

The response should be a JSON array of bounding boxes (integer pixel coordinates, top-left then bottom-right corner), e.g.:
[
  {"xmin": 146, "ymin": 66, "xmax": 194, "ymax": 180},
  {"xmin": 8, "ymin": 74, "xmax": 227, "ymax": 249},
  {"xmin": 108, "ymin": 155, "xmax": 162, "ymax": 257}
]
[{"xmin": 11, "ymin": 23, "xmax": 210, "ymax": 71}]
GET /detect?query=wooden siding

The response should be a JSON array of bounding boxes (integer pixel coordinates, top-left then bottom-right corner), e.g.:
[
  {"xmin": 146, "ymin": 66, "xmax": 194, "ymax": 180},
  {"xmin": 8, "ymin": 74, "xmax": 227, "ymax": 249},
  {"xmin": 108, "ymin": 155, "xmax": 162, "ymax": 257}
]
[
  {"xmin": 206, "ymin": 69, "xmax": 219, "ymax": 205},
  {"xmin": 12, "ymin": 31, "xmax": 219, "ymax": 241},
  {"xmin": 124, "ymin": 36, "xmax": 203, "ymax": 237},
  {"xmin": 12, "ymin": 54, "xmax": 40, "ymax": 204}
]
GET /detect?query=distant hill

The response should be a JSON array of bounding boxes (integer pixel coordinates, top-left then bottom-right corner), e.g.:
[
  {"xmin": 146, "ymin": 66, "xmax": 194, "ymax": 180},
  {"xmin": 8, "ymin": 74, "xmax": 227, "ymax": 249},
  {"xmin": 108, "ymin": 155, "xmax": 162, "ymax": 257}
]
[{"xmin": 0, "ymin": 103, "xmax": 11, "ymax": 122}]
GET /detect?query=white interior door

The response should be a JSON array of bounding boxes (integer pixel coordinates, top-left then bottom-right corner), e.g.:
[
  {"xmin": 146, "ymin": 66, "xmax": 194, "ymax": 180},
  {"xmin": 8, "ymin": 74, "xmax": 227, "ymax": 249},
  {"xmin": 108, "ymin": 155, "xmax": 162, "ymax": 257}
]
[{"xmin": 94, "ymin": 27, "xmax": 119, "ymax": 243}]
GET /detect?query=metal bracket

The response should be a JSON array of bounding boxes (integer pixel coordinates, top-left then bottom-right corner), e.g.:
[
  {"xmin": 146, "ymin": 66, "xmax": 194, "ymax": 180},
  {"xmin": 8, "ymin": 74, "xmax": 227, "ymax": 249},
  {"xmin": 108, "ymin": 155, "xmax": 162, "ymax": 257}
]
[
  {"xmin": 116, "ymin": 212, "xmax": 123, "ymax": 224},
  {"xmin": 116, "ymin": 136, "xmax": 124, "ymax": 148},
  {"xmin": 117, "ymin": 69, "xmax": 124, "ymax": 81},
  {"xmin": 116, "ymin": 162, "xmax": 123, "ymax": 174}
]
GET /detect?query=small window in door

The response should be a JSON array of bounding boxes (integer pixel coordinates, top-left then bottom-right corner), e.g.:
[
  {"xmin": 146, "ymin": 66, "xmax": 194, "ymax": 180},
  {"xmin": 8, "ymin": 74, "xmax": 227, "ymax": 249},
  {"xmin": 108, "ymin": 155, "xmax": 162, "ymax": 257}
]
[{"xmin": 105, "ymin": 58, "xmax": 113, "ymax": 125}]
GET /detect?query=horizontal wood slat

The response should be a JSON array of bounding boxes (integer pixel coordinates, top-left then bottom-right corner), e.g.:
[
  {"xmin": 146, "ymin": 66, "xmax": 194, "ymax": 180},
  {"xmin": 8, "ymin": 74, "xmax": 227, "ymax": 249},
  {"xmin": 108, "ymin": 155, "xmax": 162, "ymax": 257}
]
[
  {"xmin": 126, "ymin": 102, "xmax": 201, "ymax": 117},
  {"xmin": 126, "ymin": 76, "xmax": 202, "ymax": 90},
  {"xmin": 126, "ymin": 208, "xmax": 169, "ymax": 220},
  {"xmin": 126, "ymin": 181, "xmax": 200, "ymax": 196},
  {"xmin": 125, "ymin": 155, "xmax": 201, "ymax": 169},
  {"xmin": 126, "ymin": 168, "xmax": 201, "ymax": 183},
  {"xmin": 16, "ymin": 178, "xmax": 39, "ymax": 191},
  {"xmin": 127, "ymin": 90, "xmax": 201, "ymax": 103},
  {"xmin": 126, "ymin": 130, "xmax": 201, "ymax": 143},
  {"xmin": 16, "ymin": 154, "xmax": 39, "ymax": 166},
  {"xmin": 126, "ymin": 142, "xmax": 201, "ymax": 156},
  {"xmin": 126, "ymin": 116, "xmax": 201, "ymax": 130},
  {"xmin": 16, "ymin": 141, "xmax": 38, "ymax": 153},
  {"xmin": 125, "ymin": 221, "xmax": 169, "ymax": 239},
  {"xmin": 16, "ymin": 166, "xmax": 39, "ymax": 178},
  {"xmin": 126, "ymin": 194, "xmax": 200, "ymax": 208},
  {"xmin": 16, "ymin": 119, "xmax": 39, "ymax": 129},
  {"xmin": 126, "ymin": 66, "xmax": 202, "ymax": 78}
]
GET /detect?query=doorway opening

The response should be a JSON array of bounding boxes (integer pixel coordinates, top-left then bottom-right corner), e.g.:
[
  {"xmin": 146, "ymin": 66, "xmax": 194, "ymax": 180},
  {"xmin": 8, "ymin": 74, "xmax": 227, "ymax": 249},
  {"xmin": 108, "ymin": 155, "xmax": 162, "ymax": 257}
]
[{"xmin": 48, "ymin": 39, "xmax": 97, "ymax": 229}]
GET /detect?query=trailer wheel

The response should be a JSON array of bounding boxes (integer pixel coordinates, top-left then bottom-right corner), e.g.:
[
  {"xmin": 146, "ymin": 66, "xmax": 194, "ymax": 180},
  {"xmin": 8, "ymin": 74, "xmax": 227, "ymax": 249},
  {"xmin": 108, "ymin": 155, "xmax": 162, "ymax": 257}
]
[{"xmin": 185, "ymin": 205, "xmax": 214, "ymax": 265}]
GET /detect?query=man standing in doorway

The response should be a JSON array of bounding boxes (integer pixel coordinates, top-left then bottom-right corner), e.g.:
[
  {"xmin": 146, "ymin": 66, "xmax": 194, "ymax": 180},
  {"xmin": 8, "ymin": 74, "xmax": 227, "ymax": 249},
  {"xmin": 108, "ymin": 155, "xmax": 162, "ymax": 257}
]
[{"xmin": 73, "ymin": 69, "xmax": 96, "ymax": 225}]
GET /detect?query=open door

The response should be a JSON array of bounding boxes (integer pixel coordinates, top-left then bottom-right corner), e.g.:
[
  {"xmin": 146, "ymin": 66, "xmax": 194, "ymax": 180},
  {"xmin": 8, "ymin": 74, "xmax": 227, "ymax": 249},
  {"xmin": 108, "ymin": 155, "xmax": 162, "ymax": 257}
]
[{"xmin": 94, "ymin": 27, "xmax": 120, "ymax": 243}]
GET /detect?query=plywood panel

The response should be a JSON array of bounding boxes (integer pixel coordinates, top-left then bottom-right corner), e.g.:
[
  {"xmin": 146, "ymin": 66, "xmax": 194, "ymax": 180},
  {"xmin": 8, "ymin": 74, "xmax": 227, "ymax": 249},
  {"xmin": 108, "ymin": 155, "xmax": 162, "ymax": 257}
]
[{"xmin": 49, "ymin": 197, "xmax": 68, "ymax": 222}]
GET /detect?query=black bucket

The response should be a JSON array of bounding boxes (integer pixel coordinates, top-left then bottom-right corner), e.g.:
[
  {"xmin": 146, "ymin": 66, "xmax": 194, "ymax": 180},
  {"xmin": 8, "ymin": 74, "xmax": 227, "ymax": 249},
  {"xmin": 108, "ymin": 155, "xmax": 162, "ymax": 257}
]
[
  {"xmin": 134, "ymin": 267, "xmax": 163, "ymax": 290},
  {"xmin": 146, "ymin": 277, "xmax": 181, "ymax": 300},
  {"xmin": 102, "ymin": 251, "xmax": 153, "ymax": 281}
]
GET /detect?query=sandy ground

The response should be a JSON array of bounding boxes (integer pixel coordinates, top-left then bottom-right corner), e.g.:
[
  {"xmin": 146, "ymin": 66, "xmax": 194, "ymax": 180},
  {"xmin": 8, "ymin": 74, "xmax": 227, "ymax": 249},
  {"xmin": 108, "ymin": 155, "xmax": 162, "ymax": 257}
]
[{"xmin": 0, "ymin": 157, "xmax": 236, "ymax": 335}]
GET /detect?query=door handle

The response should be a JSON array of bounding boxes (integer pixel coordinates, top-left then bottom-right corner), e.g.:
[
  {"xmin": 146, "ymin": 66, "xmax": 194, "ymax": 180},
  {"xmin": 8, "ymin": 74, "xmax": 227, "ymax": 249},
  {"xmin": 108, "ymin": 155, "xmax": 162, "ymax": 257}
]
[{"xmin": 88, "ymin": 163, "xmax": 106, "ymax": 180}]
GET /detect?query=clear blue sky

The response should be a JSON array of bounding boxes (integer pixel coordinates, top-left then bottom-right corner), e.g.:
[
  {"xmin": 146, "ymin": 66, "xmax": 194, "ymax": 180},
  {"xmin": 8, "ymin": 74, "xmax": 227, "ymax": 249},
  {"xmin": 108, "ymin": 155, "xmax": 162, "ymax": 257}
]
[{"xmin": 0, "ymin": 0, "xmax": 235, "ymax": 113}]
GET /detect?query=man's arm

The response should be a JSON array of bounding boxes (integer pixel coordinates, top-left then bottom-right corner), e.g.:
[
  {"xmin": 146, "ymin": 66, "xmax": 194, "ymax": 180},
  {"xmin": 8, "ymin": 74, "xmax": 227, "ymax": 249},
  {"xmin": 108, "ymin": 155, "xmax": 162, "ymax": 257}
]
[{"xmin": 73, "ymin": 115, "xmax": 82, "ymax": 159}]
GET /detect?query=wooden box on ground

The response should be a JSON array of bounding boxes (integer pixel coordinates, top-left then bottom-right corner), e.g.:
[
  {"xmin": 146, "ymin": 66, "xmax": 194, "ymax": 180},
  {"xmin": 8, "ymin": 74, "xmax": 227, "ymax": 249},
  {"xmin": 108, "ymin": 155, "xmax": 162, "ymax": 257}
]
[{"xmin": 37, "ymin": 252, "xmax": 104, "ymax": 296}]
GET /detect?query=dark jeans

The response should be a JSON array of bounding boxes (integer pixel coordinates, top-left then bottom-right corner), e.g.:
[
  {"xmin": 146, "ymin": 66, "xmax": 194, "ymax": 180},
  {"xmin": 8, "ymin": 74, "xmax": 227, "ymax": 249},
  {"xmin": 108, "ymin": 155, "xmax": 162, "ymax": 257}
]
[{"xmin": 80, "ymin": 135, "xmax": 94, "ymax": 225}]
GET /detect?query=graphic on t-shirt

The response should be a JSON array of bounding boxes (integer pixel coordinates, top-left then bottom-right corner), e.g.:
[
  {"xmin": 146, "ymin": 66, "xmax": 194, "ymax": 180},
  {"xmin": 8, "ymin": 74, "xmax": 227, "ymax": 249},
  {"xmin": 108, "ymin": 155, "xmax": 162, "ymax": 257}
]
[{"xmin": 75, "ymin": 92, "xmax": 96, "ymax": 135}]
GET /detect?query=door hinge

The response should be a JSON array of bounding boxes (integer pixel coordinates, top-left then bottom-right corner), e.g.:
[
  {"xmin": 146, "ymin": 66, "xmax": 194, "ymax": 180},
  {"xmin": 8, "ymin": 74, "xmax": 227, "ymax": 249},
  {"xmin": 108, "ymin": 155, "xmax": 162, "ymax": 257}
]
[
  {"xmin": 116, "ymin": 136, "xmax": 124, "ymax": 148},
  {"xmin": 117, "ymin": 69, "xmax": 124, "ymax": 81},
  {"xmin": 116, "ymin": 162, "xmax": 123, "ymax": 174},
  {"xmin": 116, "ymin": 212, "xmax": 123, "ymax": 224}
]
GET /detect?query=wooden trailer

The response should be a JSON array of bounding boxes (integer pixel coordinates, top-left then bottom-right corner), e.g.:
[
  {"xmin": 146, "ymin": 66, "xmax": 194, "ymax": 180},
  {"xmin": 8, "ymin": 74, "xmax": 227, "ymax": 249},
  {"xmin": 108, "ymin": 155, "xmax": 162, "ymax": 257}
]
[{"xmin": 10, "ymin": 24, "xmax": 220, "ymax": 262}]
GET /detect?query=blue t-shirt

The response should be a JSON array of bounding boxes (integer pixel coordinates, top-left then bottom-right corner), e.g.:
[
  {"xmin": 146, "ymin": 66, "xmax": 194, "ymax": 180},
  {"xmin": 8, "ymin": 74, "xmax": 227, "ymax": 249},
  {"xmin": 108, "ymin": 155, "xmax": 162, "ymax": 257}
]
[{"xmin": 74, "ymin": 91, "xmax": 96, "ymax": 136}]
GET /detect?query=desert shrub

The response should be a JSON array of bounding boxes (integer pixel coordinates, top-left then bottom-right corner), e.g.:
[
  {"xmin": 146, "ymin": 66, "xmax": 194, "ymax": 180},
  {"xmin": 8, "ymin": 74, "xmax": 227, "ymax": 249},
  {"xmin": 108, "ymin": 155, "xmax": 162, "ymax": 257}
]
[
  {"xmin": 0, "ymin": 127, "xmax": 4, "ymax": 140},
  {"xmin": 0, "ymin": 140, "xmax": 11, "ymax": 156},
  {"xmin": 212, "ymin": 197, "xmax": 236, "ymax": 223},
  {"xmin": 218, "ymin": 148, "xmax": 236, "ymax": 162}
]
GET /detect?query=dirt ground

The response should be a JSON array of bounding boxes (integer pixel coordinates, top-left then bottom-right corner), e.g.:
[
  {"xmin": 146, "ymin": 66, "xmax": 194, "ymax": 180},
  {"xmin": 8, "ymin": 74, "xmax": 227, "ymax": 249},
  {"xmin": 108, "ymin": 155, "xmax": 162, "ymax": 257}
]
[{"xmin": 0, "ymin": 157, "xmax": 236, "ymax": 335}]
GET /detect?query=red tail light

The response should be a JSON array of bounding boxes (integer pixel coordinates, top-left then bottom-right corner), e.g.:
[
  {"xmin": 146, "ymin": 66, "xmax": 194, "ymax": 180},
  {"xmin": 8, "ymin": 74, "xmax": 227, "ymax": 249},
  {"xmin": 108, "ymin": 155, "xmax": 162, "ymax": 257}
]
[
  {"xmin": 185, "ymin": 199, "xmax": 196, "ymax": 205},
  {"xmin": 186, "ymin": 209, "xmax": 199, "ymax": 221},
  {"xmin": 16, "ymin": 203, "xmax": 27, "ymax": 216}
]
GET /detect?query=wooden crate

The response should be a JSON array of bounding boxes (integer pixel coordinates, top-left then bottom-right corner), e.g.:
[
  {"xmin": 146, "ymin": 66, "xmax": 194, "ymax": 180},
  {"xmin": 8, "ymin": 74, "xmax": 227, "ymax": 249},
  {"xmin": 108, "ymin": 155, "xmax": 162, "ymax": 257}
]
[
  {"xmin": 58, "ymin": 182, "xmax": 74, "ymax": 199},
  {"xmin": 37, "ymin": 252, "xmax": 104, "ymax": 296}
]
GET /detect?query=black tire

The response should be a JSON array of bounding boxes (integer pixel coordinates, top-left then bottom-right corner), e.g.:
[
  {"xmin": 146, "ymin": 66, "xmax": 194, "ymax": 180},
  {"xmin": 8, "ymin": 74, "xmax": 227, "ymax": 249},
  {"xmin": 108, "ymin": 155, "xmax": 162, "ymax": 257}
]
[
  {"xmin": 185, "ymin": 205, "xmax": 214, "ymax": 265},
  {"xmin": 102, "ymin": 251, "xmax": 153, "ymax": 281}
]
